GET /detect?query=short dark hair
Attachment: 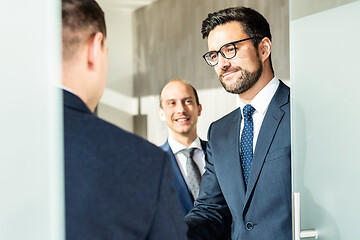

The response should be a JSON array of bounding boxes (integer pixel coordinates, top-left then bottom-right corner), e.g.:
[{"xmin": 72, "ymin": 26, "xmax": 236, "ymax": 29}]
[
  {"xmin": 62, "ymin": 0, "xmax": 106, "ymax": 60},
  {"xmin": 201, "ymin": 7, "xmax": 271, "ymax": 42},
  {"xmin": 201, "ymin": 7, "xmax": 274, "ymax": 73},
  {"xmin": 159, "ymin": 79, "xmax": 200, "ymax": 108}
]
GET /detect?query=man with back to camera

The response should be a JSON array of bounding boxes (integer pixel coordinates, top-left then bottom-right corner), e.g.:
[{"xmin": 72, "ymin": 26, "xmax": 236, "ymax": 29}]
[
  {"xmin": 184, "ymin": 6, "xmax": 291, "ymax": 240},
  {"xmin": 159, "ymin": 79, "xmax": 206, "ymax": 216},
  {"xmin": 61, "ymin": 0, "xmax": 187, "ymax": 239}
]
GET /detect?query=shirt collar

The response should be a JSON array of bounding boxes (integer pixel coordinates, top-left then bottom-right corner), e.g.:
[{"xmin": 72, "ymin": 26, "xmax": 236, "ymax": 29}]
[
  {"xmin": 239, "ymin": 76, "xmax": 280, "ymax": 117},
  {"xmin": 168, "ymin": 135, "xmax": 202, "ymax": 154},
  {"xmin": 57, "ymin": 84, "xmax": 76, "ymax": 95}
]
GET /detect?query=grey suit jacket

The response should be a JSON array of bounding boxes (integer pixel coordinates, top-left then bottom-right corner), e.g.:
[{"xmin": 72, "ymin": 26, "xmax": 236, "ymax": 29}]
[{"xmin": 185, "ymin": 81, "xmax": 291, "ymax": 240}]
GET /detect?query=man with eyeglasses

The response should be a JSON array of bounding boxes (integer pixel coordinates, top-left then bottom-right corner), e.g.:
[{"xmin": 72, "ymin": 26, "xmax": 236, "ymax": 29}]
[{"xmin": 184, "ymin": 7, "xmax": 291, "ymax": 240}]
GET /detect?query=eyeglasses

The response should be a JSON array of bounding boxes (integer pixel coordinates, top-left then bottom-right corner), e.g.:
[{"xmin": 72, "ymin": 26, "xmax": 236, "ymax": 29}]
[{"xmin": 202, "ymin": 37, "xmax": 255, "ymax": 67}]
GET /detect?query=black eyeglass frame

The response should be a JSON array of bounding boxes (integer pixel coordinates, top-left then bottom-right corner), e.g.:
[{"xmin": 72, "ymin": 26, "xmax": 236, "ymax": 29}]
[{"xmin": 202, "ymin": 37, "xmax": 256, "ymax": 67}]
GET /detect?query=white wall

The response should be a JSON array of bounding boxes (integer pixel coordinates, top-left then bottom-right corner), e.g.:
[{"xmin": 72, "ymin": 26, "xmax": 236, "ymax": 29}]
[
  {"xmin": 98, "ymin": 7, "xmax": 135, "ymax": 132},
  {"xmin": 103, "ymin": 9, "xmax": 134, "ymax": 95}
]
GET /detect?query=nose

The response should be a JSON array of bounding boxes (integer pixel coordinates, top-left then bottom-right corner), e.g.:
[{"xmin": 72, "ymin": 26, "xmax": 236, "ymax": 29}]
[
  {"xmin": 217, "ymin": 54, "xmax": 230, "ymax": 70},
  {"xmin": 175, "ymin": 102, "xmax": 186, "ymax": 113}
]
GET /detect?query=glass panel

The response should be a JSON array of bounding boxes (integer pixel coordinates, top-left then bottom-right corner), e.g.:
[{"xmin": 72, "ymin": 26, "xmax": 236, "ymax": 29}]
[
  {"xmin": 0, "ymin": 1, "xmax": 64, "ymax": 240},
  {"xmin": 291, "ymin": 0, "xmax": 360, "ymax": 239}
]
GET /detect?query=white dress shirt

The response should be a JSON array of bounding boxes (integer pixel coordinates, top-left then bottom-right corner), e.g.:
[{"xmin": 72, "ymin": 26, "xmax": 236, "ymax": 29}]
[
  {"xmin": 238, "ymin": 76, "xmax": 280, "ymax": 152},
  {"xmin": 168, "ymin": 136, "xmax": 206, "ymax": 187},
  {"xmin": 57, "ymin": 84, "xmax": 75, "ymax": 94}
]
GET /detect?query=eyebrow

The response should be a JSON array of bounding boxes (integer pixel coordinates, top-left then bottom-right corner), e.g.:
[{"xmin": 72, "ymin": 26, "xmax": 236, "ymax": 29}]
[{"xmin": 165, "ymin": 97, "xmax": 193, "ymax": 102}]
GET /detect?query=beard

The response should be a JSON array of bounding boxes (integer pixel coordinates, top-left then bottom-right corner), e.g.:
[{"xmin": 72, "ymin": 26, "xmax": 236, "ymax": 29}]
[{"xmin": 219, "ymin": 58, "xmax": 263, "ymax": 94}]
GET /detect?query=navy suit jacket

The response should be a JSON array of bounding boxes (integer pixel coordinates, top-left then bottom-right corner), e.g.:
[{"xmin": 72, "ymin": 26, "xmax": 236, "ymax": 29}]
[
  {"xmin": 63, "ymin": 90, "xmax": 187, "ymax": 240},
  {"xmin": 160, "ymin": 139, "xmax": 207, "ymax": 216},
  {"xmin": 185, "ymin": 81, "xmax": 291, "ymax": 240}
]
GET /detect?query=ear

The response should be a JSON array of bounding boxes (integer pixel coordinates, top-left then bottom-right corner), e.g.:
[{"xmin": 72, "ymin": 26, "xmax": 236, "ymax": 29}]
[
  {"xmin": 197, "ymin": 104, "xmax": 202, "ymax": 117},
  {"xmin": 88, "ymin": 32, "xmax": 104, "ymax": 70},
  {"xmin": 258, "ymin": 37, "xmax": 272, "ymax": 63},
  {"xmin": 159, "ymin": 108, "xmax": 166, "ymax": 121}
]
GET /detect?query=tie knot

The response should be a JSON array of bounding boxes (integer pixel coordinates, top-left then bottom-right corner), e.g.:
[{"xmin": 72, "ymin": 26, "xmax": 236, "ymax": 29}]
[
  {"xmin": 243, "ymin": 104, "xmax": 255, "ymax": 118},
  {"xmin": 179, "ymin": 148, "xmax": 195, "ymax": 158}
]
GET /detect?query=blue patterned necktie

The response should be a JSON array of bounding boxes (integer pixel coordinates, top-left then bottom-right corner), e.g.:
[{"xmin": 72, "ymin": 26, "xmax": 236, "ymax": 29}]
[
  {"xmin": 240, "ymin": 104, "xmax": 256, "ymax": 186},
  {"xmin": 179, "ymin": 148, "xmax": 201, "ymax": 200}
]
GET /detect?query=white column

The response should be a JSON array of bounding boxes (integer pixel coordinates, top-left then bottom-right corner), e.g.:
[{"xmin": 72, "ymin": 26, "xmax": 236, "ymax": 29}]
[{"xmin": 0, "ymin": 1, "xmax": 64, "ymax": 240}]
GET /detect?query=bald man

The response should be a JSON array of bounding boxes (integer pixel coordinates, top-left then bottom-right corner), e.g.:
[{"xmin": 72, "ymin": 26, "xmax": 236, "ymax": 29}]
[{"xmin": 159, "ymin": 79, "xmax": 206, "ymax": 216}]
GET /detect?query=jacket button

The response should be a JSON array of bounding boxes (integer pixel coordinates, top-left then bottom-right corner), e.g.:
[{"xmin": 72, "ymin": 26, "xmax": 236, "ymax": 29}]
[{"xmin": 246, "ymin": 222, "xmax": 254, "ymax": 230}]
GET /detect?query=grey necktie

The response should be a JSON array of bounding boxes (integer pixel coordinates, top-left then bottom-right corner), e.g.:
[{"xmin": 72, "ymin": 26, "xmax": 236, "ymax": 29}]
[{"xmin": 179, "ymin": 148, "xmax": 201, "ymax": 200}]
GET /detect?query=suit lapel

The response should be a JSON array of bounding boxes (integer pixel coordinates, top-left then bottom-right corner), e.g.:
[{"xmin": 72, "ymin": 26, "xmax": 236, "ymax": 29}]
[
  {"xmin": 244, "ymin": 82, "xmax": 289, "ymax": 206},
  {"xmin": 219, "ymin": 108, "xmax": 247, "ymax": 205},
  {"xmin": 200, "ymin": 139, "xmax": 207, "ymax": 154},
  {"xmin": 161, "ymin": 141, "xmax": 194, "ymax": 214}
]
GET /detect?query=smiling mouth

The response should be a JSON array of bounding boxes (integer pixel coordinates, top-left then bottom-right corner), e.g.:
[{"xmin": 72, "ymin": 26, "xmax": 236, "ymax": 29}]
[
  {"xmin": 222, "ymin": 70, "xmax": 238, "ymax": 79},
  {"xmin": 175, "ymin": 117, "xmax": 190, "ymax": 122}
]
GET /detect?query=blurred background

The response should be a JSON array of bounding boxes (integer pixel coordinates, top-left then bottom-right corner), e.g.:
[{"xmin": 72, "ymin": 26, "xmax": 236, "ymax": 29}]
[
  {"xmin": 3, "ymin": 0, "xmax": 360, "ymax": 239},
  {"xmin": 96, "ymin": 0, "xmax": 290, "ymax": 145}
]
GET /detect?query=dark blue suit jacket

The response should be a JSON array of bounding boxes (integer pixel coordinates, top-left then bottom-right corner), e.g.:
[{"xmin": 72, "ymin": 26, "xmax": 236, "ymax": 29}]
[
  {"xmin": 63, "ymin": 90, "xmax": 187, "ymax": 240},
  {"xmin": 185, "ymin": 81, "xmax": 291, "ymax": 240},
  {"xmin": 160, "ymin": 139, "xmax": 206, "ymax": 216}
]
